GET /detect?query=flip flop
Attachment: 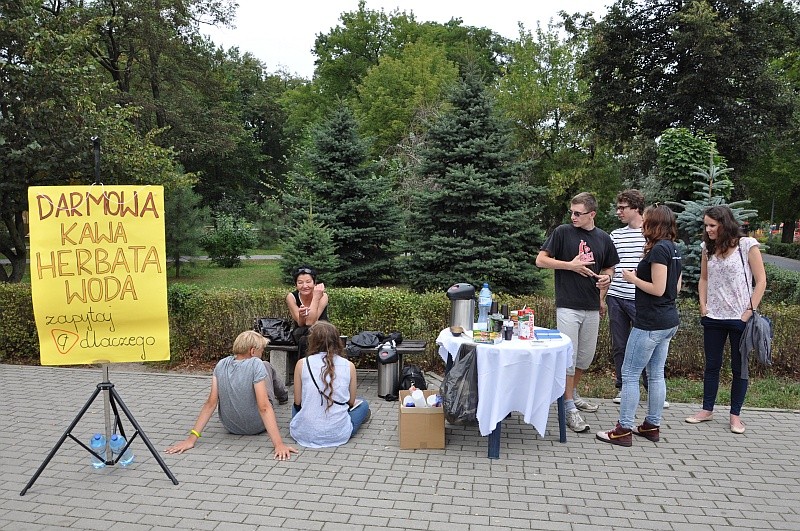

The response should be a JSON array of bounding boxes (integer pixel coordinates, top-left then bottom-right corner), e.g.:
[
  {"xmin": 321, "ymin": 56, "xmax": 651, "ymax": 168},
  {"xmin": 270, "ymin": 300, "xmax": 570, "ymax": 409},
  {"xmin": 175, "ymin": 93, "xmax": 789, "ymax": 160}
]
[{"xmin": 685, "ymin": 413, "xmax": 714, "ymax": 424}]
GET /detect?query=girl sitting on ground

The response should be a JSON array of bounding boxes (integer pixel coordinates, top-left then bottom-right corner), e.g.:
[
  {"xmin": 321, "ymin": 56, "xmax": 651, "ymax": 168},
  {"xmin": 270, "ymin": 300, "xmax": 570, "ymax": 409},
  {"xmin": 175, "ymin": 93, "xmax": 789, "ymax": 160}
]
[{"xmin": 289, "ymin": 321, "xmax": 370, "ymax": 448}]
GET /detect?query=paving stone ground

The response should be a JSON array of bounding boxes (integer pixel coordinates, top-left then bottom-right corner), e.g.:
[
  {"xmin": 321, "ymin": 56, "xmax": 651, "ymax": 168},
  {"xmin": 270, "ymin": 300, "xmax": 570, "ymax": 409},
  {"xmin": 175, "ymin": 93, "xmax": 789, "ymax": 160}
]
[{"xmin": 2, "ymin": 364, "xmax": 799, "ymax": 530}]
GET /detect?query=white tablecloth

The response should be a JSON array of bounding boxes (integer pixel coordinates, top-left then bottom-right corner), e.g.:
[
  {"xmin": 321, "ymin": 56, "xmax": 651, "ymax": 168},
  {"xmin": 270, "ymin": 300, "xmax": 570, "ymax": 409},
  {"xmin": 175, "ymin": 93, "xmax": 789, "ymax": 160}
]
[{"xmin": 436, "ymin": 329, "xmax": 571, "ymax": 437}]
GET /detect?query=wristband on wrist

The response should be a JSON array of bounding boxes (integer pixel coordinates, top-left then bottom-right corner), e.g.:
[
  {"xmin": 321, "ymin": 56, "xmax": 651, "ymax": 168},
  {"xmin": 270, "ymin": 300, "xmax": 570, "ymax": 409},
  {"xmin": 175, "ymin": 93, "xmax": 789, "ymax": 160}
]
[{"xmin": 190, "ymin": 429, "xmax": 201, "ymax": 438}]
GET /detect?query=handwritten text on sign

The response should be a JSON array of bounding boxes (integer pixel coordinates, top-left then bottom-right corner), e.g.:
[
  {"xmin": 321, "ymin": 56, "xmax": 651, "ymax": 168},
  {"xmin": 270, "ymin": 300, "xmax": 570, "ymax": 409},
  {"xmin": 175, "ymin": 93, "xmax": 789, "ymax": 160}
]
[{"xmin": 28, "ymin": 186, "xmax": 170, "ymax": 365}]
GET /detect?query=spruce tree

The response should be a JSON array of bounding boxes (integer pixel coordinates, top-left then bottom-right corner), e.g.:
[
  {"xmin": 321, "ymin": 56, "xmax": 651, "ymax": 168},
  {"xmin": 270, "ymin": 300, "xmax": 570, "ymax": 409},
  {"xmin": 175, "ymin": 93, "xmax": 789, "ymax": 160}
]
[
  {"xmin": 404, "ymin": 71, "xmax": 545, "ymax": 295},
  {"xmin": 164, "ymin": 185, "xmax": 210, "ymax": 278},
  {"xmin": 299, "ymin": 104, "xmax": 401, "ymax": 286},
  {"xmin": 280, "ymin": 215, "xmax": 339, "ymax": 285}
]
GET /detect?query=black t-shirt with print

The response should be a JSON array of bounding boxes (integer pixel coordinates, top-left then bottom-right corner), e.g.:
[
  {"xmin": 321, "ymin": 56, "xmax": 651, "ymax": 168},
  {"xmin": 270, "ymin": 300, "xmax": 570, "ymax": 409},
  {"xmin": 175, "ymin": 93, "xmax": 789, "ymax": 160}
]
[{"xmin": 540, "ymin": 224, "xmax": 619, "ymax": 311}]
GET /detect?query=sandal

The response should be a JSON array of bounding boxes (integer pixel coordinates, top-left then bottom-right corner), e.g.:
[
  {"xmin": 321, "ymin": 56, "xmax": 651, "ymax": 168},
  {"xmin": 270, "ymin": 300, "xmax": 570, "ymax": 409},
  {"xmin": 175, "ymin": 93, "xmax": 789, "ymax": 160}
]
[{"xmin": 685, "ymin": 412, "xmax": 714, "ymax": 424}]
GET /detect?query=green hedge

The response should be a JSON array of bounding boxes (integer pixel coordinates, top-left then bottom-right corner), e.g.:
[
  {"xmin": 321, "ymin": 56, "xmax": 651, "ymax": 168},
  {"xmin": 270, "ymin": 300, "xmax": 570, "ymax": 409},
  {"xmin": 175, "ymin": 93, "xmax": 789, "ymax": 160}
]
[
  {"xmin": 1, "ymin": 283, "xmax": 798, "ymax": 377},
  {"xmin": 763, "ymin": 264, "xmax": 800, "ymax": 305},
  {"xmin": 764, "ymin": 241, "xmax": 800, "ymax": 260}
]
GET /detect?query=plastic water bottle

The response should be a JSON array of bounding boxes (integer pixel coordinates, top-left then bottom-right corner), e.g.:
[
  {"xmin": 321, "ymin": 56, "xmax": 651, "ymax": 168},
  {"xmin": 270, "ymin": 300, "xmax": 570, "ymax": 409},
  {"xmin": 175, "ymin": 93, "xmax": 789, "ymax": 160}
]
[
  {"xmin": 477, "ymin": 283, "xmax": 492, "ymax": 324},
  {"xmin": 109, "ymin": 434, "xmax": 134, "ymax": 467},
  {"xmin": 89, "ymin": 433, "xmax": 106, "ymax": 469}
]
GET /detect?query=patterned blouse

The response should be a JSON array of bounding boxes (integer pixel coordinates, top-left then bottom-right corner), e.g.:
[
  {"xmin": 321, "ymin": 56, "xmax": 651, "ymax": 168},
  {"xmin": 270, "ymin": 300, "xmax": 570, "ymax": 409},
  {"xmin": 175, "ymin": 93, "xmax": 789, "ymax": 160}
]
[{"xmin": 702, "ymin": 236, "xmax": 759, "ymax": 320}]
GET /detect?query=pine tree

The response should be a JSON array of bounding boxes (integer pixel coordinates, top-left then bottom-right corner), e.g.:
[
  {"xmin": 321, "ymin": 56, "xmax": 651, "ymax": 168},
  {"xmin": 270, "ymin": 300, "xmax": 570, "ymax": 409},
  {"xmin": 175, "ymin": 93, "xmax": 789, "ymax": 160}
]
[
  {"xmin": 164, "ymin": 185, "xmax": 210, "ymax": 278},
  {"xmin": 298, "ymin": 104, "xmax": 401, "ymax": 286},
  {"xmin": 404, "ymin": 71, "xmax": 545, "ymax": 295},
  {"xmin": 279, "ymin": 215, "xmax": 339, "ymax": 285}
]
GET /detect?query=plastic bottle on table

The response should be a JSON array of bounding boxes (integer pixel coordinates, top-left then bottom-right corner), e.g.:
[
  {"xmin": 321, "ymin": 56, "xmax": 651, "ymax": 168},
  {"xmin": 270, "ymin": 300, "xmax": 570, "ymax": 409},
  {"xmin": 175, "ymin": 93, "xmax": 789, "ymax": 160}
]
[
  {"xmin": 109, "ymin": 434, "xmax": 134, "ymax": 466},
  {"xmin": 477, "ymin": 283, "xmax": 492, "ymax": 324},
  {"xmin": 89, "ymin": 433, "xmax": 106, "ymax": 469}
]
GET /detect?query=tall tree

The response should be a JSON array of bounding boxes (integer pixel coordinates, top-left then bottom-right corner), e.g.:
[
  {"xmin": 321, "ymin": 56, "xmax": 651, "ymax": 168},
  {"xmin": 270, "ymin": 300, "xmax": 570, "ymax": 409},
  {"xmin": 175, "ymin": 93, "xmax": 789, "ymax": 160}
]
[
  {"xmin": 293, "ymin": 104, "xmax": 400, "ymax": 287},
  {"xmin": 353, "ymin": 41, "xmax": 458, "ymax": 157},
  {"xmin": 494, "ymin": 22, "xmax": 619, "ymax": 232},
  {"xmin": 580, "ymin": 0, "xmax": 797, "ymax": 172},
  {"xmin": 404, "ymin": 72, "xmax": 545, "ymax": 295},
  {"xmin": 0, "ymin": 0, "xmax": 184, "ymax": 282}
]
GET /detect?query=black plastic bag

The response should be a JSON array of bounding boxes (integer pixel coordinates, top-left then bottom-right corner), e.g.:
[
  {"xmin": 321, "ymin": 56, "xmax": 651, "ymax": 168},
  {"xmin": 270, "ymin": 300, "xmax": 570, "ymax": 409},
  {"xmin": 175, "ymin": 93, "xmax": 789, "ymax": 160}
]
[
  {"xmin": 400, "ymin": 365, "xmax": 427, "ymax": 391},
  {"xmin": 441, "ymin": 343, "xmax": 479, "ymax": 426},
  {"xmin": 253, "ymin": 317, "xmax": 295, "ymax": 345}
]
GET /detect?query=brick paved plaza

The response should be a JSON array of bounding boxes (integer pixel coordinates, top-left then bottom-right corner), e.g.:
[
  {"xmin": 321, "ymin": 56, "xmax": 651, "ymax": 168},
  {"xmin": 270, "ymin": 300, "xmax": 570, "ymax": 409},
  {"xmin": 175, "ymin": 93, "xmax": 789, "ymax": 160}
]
[{"xmin": 1, "ymin": 364, "xmax": 799, "ymax": 530}]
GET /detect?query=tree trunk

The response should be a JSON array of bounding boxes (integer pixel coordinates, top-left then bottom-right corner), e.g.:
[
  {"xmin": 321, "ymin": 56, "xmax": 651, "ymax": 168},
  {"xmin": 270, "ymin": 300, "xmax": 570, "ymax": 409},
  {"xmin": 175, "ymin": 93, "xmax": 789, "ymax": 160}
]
[
  {"xmin": 781, "ymin": 219, "xmax": 796, "ymax": 243},
  {"xmin": 0, "ymin": 211, "xmax": 28, "ymax": 283}
]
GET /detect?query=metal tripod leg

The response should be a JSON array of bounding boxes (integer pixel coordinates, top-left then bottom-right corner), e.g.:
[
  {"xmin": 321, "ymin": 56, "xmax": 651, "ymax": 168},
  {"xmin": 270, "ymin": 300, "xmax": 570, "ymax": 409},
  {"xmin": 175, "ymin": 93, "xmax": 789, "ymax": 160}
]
[
  {"xmin": 20, "ymin": 384, "xmax": 103, "ymax": 496},
  {"xmin": 107, "ymin": 385, "xmax": 178, "ymax": 485}
]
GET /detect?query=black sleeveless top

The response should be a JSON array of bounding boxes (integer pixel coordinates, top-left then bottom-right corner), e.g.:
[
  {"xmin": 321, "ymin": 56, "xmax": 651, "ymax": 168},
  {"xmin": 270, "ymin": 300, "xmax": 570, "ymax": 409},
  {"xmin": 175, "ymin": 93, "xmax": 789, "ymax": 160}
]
[{"xmin": 292, "ymin": 290, "xmax": 329, "ymax": 324}]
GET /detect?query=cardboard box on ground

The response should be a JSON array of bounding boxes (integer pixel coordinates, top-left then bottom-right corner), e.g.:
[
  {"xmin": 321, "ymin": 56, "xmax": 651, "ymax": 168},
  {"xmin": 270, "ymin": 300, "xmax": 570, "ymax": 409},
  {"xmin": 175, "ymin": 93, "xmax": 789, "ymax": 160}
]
[{"xmin": 398, "ymin": 389, "xmax": 445, "ymax": 450}]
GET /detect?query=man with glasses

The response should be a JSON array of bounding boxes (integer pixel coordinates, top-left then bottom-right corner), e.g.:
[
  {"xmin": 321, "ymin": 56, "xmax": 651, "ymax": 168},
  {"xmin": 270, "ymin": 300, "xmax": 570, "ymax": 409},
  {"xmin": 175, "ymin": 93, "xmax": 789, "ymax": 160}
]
[
  {"xmin": 536, "ymin": 192, "xmax": 619, "ymax": 432},
  {"xmin": 606, "ymin": 190, "xmax": 669, "ymax": 408}
]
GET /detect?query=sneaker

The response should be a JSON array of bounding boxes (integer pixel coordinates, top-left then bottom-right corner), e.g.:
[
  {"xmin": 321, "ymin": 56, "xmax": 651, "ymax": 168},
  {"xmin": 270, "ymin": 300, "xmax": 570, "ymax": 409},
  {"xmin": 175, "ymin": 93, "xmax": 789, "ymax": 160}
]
[
  {"xmin": 596, "ymin": 423, "xmax": 632, "ymax": 447},
  {"xmin": 612, "ymin": 391, "xmax": 622, "ymax": 404},
  {"xmin": 573, "ymin": 394, "xmax": 599, "ymax": 413},
  {"xmin": 566, "ymin": 409, "xmax": 590, "ymax": 433},
  {"xmin": 663, "ymin": 401, "xmax": 670, "ymax": 409},
  {"xmin": 632, "ymin": 420, "xmax": 660, "ymax": 442}
]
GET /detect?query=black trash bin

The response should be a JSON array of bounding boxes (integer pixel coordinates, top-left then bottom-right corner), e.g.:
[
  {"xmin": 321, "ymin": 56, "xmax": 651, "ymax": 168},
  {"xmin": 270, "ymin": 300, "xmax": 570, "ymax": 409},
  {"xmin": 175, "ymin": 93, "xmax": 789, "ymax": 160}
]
[{"xmin": 377, "ymin": 341, "xmax": 400, "ymax": 398}]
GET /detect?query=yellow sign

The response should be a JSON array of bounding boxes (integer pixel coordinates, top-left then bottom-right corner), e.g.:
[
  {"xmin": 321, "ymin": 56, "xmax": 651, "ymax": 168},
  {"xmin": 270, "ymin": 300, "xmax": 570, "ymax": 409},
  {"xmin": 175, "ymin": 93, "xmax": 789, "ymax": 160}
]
[{"xmin": 28, "ymin": 185, "xmax": 170, "ymax": 365}]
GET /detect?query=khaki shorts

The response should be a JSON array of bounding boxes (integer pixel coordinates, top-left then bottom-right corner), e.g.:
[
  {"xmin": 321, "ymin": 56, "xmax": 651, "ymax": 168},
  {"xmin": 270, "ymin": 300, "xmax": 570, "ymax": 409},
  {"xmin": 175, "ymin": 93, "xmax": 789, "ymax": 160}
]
[{"xmin": 556, "ymin": 307, "xmax": 600, "ymax": 375}]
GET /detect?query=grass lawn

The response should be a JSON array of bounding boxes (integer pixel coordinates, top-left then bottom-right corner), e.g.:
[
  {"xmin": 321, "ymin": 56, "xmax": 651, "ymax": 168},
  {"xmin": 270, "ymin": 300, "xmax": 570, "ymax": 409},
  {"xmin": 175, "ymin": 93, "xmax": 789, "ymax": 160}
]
[
  {"xmin": 579, "ymin": 368, "xmax": 800, "ymax": 410},
  {"xmin": 167, "ymin": 259, "xmax": 286, "ymax": 289}
]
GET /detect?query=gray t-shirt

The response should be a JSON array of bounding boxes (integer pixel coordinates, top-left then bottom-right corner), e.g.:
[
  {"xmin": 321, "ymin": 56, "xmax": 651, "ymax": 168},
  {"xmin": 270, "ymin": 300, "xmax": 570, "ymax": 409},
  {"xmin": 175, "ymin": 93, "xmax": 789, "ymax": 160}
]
[{"xmin": 214, "ymin": 356, "xmax": 267, "ymax": 435}]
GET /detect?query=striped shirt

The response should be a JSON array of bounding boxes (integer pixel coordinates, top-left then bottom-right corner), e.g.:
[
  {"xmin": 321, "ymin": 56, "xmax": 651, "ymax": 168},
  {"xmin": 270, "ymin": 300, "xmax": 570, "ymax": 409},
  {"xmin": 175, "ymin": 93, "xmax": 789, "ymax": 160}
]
[{"xmin": 607, "ymin": 225, "xmax": 645, "ymax": 300}]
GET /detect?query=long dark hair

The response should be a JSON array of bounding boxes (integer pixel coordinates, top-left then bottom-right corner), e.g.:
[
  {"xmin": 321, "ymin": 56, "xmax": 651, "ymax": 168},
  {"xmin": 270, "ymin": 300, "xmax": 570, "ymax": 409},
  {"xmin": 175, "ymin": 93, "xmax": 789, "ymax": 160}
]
[
  {"xmin": 642, "ymin": 204, "xmax": 677, "ymax": 255},
  {"xmin": 306, "ymin": 321, "xmax": 344, "ymax": 411},
  {"xmin": 702, "ymin": 205, "xmax": 743, "ymax": 257}
]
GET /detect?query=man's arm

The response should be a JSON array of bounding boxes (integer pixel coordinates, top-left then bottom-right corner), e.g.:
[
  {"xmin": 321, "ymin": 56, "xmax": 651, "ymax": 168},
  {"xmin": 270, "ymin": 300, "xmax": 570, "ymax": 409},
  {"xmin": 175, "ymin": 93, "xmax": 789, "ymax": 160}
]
[
  {"xmin": 254, "ymin": 380, "xmax": 298, "ymax": 461},
  {"xmin": 535, "ymin": 250, "xmax": 596, "ymax": 277},
  {"xmin": 165, "ymin": 376, "xmax": 220, "ymax": 454}
]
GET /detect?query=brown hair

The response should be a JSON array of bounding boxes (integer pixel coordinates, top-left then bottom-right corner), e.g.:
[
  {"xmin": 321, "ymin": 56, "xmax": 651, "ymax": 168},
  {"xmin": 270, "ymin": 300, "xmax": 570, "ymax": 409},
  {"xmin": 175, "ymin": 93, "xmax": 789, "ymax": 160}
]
[
  {"xmin": 617, "ymin": 189, "xmax": 645, "ymax": 214},
  {"xmin": 306, "ymin": 321, "xmax": 344, "ymax": 411},
  {"xmin": 571, "ymin": 192, "xmax": 598, "ymax": 213},
  {"xmin": 642, "ymin": 204, "xmax": 677, "ymax": 255},
  {"xmin": 702, "ymin": 205, "xmax": 743, "ymax": 257}
]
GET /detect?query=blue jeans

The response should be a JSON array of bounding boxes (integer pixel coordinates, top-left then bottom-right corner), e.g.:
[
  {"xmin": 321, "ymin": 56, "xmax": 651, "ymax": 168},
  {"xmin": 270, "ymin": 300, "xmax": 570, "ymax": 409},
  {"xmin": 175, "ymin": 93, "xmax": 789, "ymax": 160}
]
[
  {"xmin": 701, "ymin": 317, "xmax": 748, "ymax": 415},
  {"xmin": 618, "ymin": 326, "xmax": 678, "ymax": 429},
  {"xmin": 607, "ymin": 296, "xmax": 647, "ymax": 390},
  {"xmin": 291, "ymin": 398, "xmax": 371, "ymax": 437}
]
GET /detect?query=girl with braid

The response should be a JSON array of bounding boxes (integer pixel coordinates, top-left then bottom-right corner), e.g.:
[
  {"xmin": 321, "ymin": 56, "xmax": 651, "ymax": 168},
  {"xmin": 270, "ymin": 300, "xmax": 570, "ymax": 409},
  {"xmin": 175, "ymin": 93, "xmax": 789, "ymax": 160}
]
[{"xmin": 289, "ymin": 321, "xmax": 371, "ymax": 447}]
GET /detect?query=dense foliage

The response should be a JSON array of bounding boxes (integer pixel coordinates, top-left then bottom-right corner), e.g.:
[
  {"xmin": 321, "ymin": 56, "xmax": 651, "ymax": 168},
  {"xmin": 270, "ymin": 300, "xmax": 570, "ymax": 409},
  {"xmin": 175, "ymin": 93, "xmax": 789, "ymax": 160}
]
[
  {"xmin": 403, "ymin": 71, "xmax": 545, "ymax": 295},
  {"xmin": 3, "ymin": 0, "xmax": 800, "ymax": 285}
]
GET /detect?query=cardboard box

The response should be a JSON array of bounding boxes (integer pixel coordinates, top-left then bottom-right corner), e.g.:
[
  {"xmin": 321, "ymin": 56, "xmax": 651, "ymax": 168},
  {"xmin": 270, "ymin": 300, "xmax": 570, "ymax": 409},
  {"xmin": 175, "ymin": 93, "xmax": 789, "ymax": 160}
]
[{"xmin": 398, "ymin": 389, "xmax": 445, "ymax": 450}]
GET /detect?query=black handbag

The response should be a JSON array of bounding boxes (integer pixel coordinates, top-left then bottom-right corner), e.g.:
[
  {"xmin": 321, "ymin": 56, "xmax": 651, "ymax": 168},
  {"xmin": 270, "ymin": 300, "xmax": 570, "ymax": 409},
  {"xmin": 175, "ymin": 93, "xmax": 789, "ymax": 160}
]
[{"xmin": 253, "ymin": 317, "xmax": 295, "ymax": 345}]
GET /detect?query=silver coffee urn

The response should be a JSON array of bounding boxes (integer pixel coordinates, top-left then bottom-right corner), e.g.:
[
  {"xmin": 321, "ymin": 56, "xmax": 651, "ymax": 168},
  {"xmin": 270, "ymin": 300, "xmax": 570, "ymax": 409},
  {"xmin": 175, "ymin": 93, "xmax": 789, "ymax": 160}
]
[{"xmin": 446, "ymin": 283, "xmax": 475, "ymax": 332}]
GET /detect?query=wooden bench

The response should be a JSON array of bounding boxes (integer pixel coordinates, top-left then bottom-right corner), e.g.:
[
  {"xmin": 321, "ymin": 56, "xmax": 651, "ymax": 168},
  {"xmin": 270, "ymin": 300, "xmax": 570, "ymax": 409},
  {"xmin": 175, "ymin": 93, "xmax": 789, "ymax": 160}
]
[{"xmin": 264, "ymin": 339, "xmax": 428, "ymax": 386}]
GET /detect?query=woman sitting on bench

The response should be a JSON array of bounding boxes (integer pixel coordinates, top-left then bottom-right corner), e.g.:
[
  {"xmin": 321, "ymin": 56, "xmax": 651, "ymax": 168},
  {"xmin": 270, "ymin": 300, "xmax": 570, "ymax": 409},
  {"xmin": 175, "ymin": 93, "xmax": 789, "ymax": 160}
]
[
  {"xmin": 289, "ymin": 321, "xmax": 371, "ymax": 447},
  {"xmin": 285, "ymin": 265, "xmax": 329, "ymax": 382}
]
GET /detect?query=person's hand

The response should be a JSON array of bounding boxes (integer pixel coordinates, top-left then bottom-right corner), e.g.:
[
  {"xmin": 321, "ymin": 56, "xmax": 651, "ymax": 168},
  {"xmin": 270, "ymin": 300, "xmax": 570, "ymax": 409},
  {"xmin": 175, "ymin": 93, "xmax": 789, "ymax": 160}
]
[
  {"xmin": 595, "ymin": 273, "xmax": 611, "ymax": 289},
  {"xmin": 313, "ymin": 283, "xmax": 326, "ymax": 297},
  {"xmin": 165, "ymin": 438, "xmax": 195, "ymax": 454},
  {"xmin": 621, "ymin": 269, "xmax": 637, "ymax": 283},
  {"xmin": 273, "ymin": 443, "xmax": 299, "ymax": 461},
  {"xmin": 599, "ymin": 299, "xmax": 607, "ymax": 319},
  {"xmin": 741, "ymin": 308, "xmax": 753, "ymax": 322},
  {"xmin": 568, "ymin": 254, "xmax": 595, "ymax": 277}
]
